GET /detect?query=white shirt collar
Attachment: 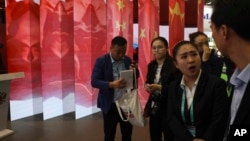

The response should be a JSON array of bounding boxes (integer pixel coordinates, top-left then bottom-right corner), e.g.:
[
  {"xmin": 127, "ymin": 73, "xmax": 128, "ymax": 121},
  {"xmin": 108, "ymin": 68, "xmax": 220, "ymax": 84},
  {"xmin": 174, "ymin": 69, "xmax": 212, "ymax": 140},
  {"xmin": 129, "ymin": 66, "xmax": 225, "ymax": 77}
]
[
  {"xmin": 180, "ymin": 69, "xmax": 202, "ymax": 89},
  {"xmin": 230, "ymin": 63, "xmax": 250, "ymax": 87},
  {"xmin": 109, "ymin": 52, "xmax": 124, "ymax": 63}
]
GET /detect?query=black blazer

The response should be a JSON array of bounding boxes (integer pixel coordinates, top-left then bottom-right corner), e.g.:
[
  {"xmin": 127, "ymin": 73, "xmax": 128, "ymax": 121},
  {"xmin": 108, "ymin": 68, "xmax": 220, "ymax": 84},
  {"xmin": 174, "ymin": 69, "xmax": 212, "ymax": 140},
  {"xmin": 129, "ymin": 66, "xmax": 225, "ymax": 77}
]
[
  {"xmin": 144, "ymin": 56, "xmax": 179, "ymax": 116},
  {"xmin": 166, "ymin": 72, "xmax": 229, "ymax": 141},
  {"xmin": 201, "ymin": 50, "xmax": 235, "ymax": 79},
  {"xmin": 145, "ymin": 56, "xmax": 177, "ymax": 89}
]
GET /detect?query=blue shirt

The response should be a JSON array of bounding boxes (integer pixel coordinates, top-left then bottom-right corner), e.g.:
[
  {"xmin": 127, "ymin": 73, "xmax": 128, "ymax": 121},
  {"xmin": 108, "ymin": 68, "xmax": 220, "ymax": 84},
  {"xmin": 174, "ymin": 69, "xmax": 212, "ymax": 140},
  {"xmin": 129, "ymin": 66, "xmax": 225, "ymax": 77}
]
[
  {"xmin": 230, "ymin": 63, "xmax": 250, "ymax": 124},
  {"xmin": 110, "ymin": 53, "xmax": 126, "ymax": 101}
]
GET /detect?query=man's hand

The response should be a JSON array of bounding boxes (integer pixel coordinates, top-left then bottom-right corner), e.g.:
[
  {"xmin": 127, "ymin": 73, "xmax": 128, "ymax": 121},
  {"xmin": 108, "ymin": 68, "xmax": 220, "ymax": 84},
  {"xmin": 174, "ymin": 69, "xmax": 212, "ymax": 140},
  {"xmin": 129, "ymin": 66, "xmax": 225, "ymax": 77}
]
[
  {"xmin": 110, "ymin": 78, "xmax": 127, "ymax": 89},
  {"xmin": 129, "ymin": 62, "xmax": 137, "ymax": 70}
]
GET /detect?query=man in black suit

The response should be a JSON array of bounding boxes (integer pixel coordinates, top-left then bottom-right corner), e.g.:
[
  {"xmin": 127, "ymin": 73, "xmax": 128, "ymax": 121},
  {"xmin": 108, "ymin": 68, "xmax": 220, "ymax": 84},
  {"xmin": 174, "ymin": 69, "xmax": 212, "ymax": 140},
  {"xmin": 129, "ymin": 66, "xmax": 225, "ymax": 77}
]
[{"xmin": 211, "ymin": 0, "xmax": 250, "ymax": 140}]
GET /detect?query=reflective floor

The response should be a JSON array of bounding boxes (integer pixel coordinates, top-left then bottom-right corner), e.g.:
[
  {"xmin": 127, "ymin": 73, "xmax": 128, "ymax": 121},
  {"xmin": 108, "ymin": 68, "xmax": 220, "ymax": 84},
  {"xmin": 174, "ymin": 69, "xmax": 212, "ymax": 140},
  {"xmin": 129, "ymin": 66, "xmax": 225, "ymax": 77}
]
[{"xmin": 2, "ymin": 112, "xmax": 150, "ymax": 141}]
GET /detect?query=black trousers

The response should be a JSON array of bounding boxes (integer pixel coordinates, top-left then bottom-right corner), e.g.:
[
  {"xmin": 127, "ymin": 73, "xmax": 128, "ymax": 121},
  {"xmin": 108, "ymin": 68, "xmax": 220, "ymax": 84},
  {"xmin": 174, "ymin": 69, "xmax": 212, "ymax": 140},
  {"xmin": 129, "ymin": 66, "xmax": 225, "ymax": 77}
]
[
  {"xmin": 150, "ymin": 114, "xmax": 167, "ymax": 141},
  {"xmin": 103, "ymin": 103, "xmax": 133, "ymax": 141}
]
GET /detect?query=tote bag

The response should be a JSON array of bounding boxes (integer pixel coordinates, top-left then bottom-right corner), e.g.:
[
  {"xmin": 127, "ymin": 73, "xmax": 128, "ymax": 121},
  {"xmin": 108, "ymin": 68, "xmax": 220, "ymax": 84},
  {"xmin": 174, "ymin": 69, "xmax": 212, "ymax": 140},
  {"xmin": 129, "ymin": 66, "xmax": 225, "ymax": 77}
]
[{"xmin": 115, "ymin": 70, "xmax": 146, "ymax": 127}]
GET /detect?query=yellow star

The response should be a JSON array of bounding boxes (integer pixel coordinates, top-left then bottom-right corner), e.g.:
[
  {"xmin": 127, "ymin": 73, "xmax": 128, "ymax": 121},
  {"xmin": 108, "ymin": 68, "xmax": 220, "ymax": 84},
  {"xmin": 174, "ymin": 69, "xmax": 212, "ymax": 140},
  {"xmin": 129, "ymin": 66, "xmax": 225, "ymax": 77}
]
[
  {"xmin": 121, "ymin": 22, "xmax": 126, "ymax": 31},
  {"xmin": 117, "ymin": 0, "xmax": 125, "ymax": 11},
  {"xmin": 115, "ymin": 21, "xmax": 121, "ymax": 30},
  {"xmin": 140, "ymin": 28, "xmax": 146, "ymax": 39},
  {"xmin": 169, "ymin": 2, "xmax": 185, "ymax": 25}
]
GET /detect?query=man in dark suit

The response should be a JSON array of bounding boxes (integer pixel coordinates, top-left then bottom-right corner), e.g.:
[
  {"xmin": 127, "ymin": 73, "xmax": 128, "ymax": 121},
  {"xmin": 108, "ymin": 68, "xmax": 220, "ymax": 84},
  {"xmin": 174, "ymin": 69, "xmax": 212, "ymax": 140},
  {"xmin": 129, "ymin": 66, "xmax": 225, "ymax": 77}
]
[
  {"xmin": 211, "ymin": 0, "xmax": 250, "ymax": 140},
  {"xmin": 91, "ymin": 36, "xmax": 136, "ymax": 141}
]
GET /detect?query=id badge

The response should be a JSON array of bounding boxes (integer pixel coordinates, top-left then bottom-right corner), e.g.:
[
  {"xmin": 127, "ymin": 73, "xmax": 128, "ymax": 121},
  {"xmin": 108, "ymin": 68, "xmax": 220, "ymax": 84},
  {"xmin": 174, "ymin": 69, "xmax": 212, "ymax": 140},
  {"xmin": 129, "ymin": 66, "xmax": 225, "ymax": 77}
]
[{"xmin": 187, "ymin": 125, "xmax": 196, "ymax": 137}]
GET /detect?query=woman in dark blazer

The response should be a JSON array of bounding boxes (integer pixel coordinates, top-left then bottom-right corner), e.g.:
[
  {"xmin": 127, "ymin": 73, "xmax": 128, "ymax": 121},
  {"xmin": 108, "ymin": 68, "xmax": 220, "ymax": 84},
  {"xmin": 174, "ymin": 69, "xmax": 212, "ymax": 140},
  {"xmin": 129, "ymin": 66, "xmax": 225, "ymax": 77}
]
[
  {"xmin": 166, "ymin": 41, "xmax": 229, "ymax": 141},
  {"xmin": 144, "ymin": 36, "xmax": 178, "ymax": 141}
]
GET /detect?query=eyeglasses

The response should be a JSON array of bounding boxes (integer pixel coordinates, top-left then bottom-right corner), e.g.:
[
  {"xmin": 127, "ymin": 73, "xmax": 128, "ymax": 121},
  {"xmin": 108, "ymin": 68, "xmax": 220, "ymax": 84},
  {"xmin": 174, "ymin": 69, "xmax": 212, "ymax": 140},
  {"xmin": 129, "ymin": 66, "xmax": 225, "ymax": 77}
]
[{"xmin": 152, "ymin": 45, "xmax": 165, "ymax": 51}]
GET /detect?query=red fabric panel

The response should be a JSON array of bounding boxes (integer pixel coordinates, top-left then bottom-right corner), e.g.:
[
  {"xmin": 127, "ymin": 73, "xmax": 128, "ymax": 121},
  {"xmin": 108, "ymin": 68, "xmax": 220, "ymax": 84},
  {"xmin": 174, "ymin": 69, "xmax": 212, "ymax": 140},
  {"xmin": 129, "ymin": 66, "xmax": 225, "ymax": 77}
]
[
  {"xmin": 169, "ymin": 0, "xmax": 185, "ymax": 55},
  {"xmin": 107, "ymin": 0, "xmax": 134, "ymax": 58},
  {"xmin": 138, "ymin": 0, "xmax": 159, "ymax": 106}
]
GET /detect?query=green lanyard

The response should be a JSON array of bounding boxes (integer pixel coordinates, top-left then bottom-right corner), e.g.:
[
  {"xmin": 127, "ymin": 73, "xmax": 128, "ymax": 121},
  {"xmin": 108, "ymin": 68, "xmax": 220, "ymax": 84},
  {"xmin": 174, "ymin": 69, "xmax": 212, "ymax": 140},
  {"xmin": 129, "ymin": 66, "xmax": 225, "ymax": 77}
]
[
  {"xmin": 181, "ymin": 88, "xmax": 196, "ymax": 137},
  {"xmin": 181, "ymin": 88, "xmax": 194, "ymax": 124},
  {"xmin": 220, "ymin": 62, "xmax": 228, "ymax": 82},
  {"xmin": 227, "ymin": 83, "xmax": 233, "ymax": 97}
]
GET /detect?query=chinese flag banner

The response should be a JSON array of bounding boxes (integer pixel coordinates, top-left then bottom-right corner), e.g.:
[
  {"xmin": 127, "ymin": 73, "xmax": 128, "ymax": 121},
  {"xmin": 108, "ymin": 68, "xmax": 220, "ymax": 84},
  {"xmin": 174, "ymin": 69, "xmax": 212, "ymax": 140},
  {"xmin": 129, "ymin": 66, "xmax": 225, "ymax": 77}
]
[
  {"xmin": 138, "ymin": 0, "xmax": 159, "ymax": 106},
  {"xmin": 74, "ymin": 0, "xmax": 107, "ymax": 119},
  {"xmin": 169, "ymin": 0, "xmax": 185, "ymax": 55},
  {"xmin": 6, "ymin": 0, "xmax": 42, "ymax": 120},
  {"xmin": 107, "ymin": 0, "xmax": 134, "ymax": 58},
  {"xmin": 40, "ymin": 0, "xmax": 75, "ymax": 120},
  {"xmin": 197, "ymin": 0, "xmax": 204, "ymax": 31}
]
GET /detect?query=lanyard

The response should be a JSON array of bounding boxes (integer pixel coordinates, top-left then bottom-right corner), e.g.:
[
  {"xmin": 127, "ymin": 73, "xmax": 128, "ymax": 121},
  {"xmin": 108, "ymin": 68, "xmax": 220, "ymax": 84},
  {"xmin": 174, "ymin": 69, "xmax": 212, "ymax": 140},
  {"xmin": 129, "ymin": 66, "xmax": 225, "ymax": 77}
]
[
  {"xmin": 227, "ymin": 83, "xmax": 233, "ymax": 97},
  {"xmin": 181, "ymin": 88, "xmax": 194, "ymax": 124}
]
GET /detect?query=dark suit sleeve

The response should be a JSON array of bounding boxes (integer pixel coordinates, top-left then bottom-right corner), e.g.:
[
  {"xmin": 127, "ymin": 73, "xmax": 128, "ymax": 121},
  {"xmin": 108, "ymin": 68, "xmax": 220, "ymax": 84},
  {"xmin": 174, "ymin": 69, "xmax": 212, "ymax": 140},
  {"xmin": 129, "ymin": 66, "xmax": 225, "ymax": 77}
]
[
  {"xmin": 91, "ymin": 57, "xmax": 110, "ymax": 90},
  {"xmin": 201, "ymin": 50, "xmax": 223, "ymax": 77},
  {"xmin": 202, "ymin": 79, "xmax": 229, "ymax": 141}
]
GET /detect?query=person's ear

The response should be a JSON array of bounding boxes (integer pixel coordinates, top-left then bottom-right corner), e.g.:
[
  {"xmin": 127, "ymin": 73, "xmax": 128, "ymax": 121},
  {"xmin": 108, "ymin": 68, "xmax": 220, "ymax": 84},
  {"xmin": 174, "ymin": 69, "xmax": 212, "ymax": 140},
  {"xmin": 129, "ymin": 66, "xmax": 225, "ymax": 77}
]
[{"xmin": 221, "ymin": 25, "xmax": 229, "ymax": 40}]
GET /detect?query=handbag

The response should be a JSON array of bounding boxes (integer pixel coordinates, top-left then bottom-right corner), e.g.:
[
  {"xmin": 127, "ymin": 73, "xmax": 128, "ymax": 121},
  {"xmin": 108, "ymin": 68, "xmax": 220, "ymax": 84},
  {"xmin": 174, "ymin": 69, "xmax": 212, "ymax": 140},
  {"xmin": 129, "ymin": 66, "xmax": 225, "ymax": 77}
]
[
  {"xmin": 115, "ymin": 69, "xmax": 146, "ymax": 127},
  {"xmin": 143, "ymin": 93, "xmax": 161, "ymax": 117}
]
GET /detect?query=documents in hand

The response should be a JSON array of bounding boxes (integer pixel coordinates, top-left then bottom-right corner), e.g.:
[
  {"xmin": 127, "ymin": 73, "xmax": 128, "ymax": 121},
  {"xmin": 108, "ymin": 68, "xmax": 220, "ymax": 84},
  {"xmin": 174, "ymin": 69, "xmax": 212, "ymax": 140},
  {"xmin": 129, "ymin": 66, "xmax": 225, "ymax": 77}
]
[{"xmin": 120, "ymin": 70, "xmax": 134, "ymax": 90}]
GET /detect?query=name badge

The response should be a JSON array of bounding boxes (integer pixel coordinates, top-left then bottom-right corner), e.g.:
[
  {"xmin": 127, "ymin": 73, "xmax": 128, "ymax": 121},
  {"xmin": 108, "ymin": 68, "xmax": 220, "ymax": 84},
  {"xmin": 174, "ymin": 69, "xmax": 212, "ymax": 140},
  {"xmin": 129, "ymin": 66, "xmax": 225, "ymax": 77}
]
[{"xmin": 187, "ymin": 125, "xmax": 196, "ymax": 137}]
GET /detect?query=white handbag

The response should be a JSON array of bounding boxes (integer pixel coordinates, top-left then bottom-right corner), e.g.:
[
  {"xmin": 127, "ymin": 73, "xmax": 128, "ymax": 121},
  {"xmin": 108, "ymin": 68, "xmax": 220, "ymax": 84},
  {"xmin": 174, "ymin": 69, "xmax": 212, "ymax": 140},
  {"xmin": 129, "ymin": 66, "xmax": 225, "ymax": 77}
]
[{"xmin": 115, "ymin": 69, "xmax": 146, "ymax": 127}]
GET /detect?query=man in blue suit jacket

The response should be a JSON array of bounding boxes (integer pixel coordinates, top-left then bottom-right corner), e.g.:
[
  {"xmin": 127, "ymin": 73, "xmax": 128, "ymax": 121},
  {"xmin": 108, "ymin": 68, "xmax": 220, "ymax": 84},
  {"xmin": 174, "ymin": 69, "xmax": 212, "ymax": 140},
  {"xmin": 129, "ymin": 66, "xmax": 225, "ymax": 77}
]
[{"xmin": 91, "ymin": 36, "xmax": 136, "ymax": 141}]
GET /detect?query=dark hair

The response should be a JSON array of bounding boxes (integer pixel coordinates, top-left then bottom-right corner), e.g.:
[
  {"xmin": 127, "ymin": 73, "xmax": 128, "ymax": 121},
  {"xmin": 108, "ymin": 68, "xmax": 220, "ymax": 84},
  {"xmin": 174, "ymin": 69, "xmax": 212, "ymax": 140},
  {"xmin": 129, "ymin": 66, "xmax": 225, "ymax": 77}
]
[
  {"xmin": 111, "ymin": 36, "xmax": 127, "ymax": 46},
  {"xmin": 189, "ymin": 31, "xmax": 208, "ymax": 43},
  {"xmin": 151, "ymin": 36, "xmax": 169, "ymax": 48},
  {"xmin": 172, "ymin": 41, "xmax": 198, "ymax": 61},
  {"xmin": 211, "ymin": 0, "xmax": 250, "ymax": 41}
]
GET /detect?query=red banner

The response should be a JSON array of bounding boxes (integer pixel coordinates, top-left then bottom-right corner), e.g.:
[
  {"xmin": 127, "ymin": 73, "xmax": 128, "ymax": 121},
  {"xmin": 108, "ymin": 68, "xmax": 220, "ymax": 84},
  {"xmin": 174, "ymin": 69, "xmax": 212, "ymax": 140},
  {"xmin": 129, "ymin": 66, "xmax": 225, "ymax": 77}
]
[
  {"xmin": 107, "ymin": 0, "xmax": 133, "ymax": 58},
  {"xmin": 6, "ymin": 0, "xmax": 41, "ymax": 100},
  {"xmin": 138, "ymin": 0, "xmax": 159, "ymax": 106},
  {"xmin": 169, "ymin": 0, "xmax": 185, "ymax": 55},
  {"xmin": 40, "ymin": 0, "xmax": 75, "ymax": 119},
  {"xmin": 74, "ymin": 0, "xmax": 107, "ymax": 118},
  {"xmin": 6, "ymin": 0, "xmax": 42, "ymax": 120},
  {"xmin": 197, "ymin": 0, "xmax": 204, "ymax": 31}
]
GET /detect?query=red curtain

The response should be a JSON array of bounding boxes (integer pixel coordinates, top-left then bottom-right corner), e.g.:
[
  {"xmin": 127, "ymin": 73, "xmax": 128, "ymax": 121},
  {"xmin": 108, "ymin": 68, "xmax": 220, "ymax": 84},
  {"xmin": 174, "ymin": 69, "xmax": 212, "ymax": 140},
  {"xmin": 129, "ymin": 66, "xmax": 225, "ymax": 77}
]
[
  {"xmin": 6, "ymin": 0, "xmax": 42, "ymax": 120},
  {"xmin": 40, "ymin": 0, "xmax": 75, "ymax": 119},
  {"xmin": 74, "ymin": 0, "xmax": 107, "ymax": 118},
  {"xmin": 168, "ymin": 0, "xmax": 185, "ymax": 55},
  {"xmin": 107, "ymin": 0, "xmax": 133, "ymax": 58},
  {"xmin": 138, "ymin": 0, "xmax": 159, "ymax": 106},
  {"xmin": 6, "ymin": 0, "xmax": 41, "ymax": 101},
  {"xmin": 4, "ymin": 0, "xmax": 197, "ymax": 120},
  {"xmin": 197, "ymin": 0, "xmax": 204, "ymax": 31}
]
